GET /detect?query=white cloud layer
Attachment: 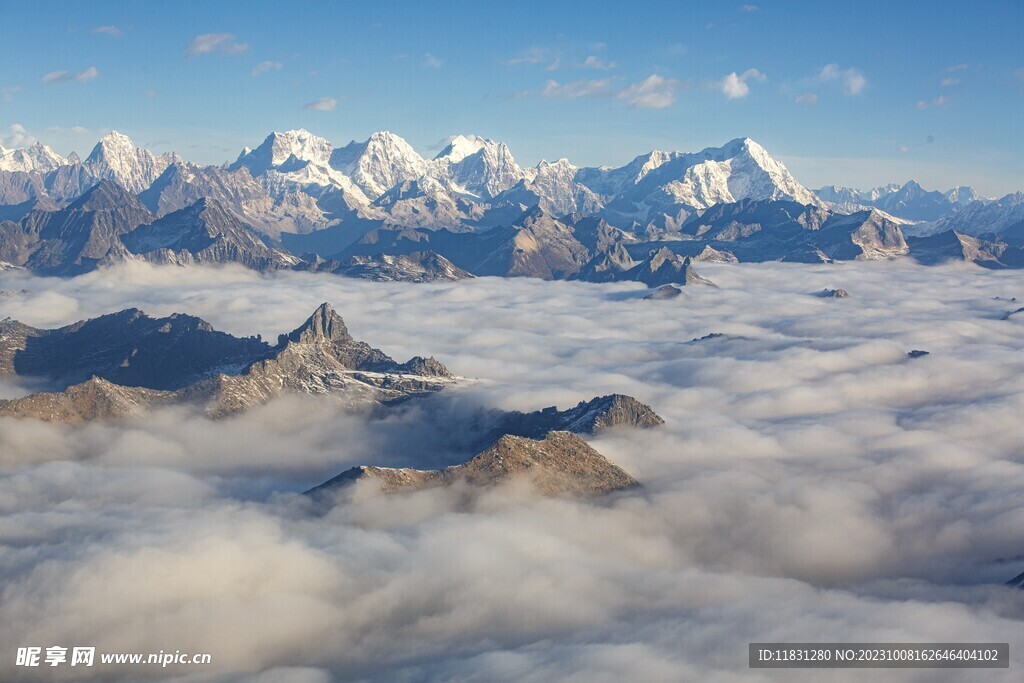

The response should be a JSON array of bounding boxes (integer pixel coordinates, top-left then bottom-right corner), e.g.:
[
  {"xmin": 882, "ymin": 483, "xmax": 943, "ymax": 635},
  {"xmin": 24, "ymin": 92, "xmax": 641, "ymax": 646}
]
[{"xmin": 1, "ymin": 261, "xmax": 1023, "ymax": 681}]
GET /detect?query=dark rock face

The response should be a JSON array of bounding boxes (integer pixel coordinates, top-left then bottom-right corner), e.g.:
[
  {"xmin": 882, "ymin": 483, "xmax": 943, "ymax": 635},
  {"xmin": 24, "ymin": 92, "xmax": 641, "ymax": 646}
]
[
  {"xmin": 682, "ymin": 199, "xmax": 831, "ymax": 239},
  {"xmin": 307, "ymin": 431, "xmax": 639, "ymax": 498},
  {"xmin": 574, "ymin": 245, "xmax": 714, "ymax": 288},
  {"xmin": 631, "ymin": 247, "xmax": 714, "ymax": 287},
  {"xmin": 0, "ymin": 302, "xmax": 453, "ymax": 421},
  {"xmin": 573, "ymin": 242, "xmax": 636, "ymax": 283},
  {"xmin": 692, "ymin": 245, "xmax": 738, "ymax": 263},
  {"xmin": 489, "ymin": 394, "xmax": 664, "ymax": 442},
  {"xmin": 121, "ymin": 197, "xmax": 299, "ymax": 270},
  {"xmin": 644, "ymin": 285, "xmax": 682, "ymax": 300},
  {"xmin": 907, "ymin": 349, "xmax": 930, "ymax": 358},
  {"xmin": 818, "ymin": 288, "xmax": 849, "ymax": 298},
  {"xmin": 305, "ymin": 250, "xmax": 472, "ymax": 282},
  {"xmin": 0, "ymin": 180, "xmax": 154, "ymax": 275},
  {"xmin": 337, "ymin": 209, "xmax": 589, "ymax": 280},
  {"xmin": 0, "ymin": 308, "xmax": 269, "ymax": 390},
  {"xmin": 907, "ymin": 230, "xmax": 1024, "ymax": 269}
]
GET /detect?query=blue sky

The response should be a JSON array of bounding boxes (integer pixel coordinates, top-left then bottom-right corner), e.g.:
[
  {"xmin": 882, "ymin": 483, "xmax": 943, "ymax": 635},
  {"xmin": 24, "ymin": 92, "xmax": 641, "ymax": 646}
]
[{"xmin": 1, "ymin": 0, "xmax": 1022, "ymax": 195}]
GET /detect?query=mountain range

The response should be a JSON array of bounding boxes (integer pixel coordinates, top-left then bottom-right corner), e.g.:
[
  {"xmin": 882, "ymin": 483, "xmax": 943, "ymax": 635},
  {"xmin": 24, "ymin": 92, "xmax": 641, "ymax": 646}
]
[
  {"xmin": 2, "ymin": 130, "xmax": 1023, "ymax": 278},
  {"xmin": 0, "ymin": 302, "xmax": 453, "ymax": 420}
]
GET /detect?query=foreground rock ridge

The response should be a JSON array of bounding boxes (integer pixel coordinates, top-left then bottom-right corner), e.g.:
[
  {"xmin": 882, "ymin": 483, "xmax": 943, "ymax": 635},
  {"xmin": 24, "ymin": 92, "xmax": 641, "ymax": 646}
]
[
  {"xmin": 0, "ymin": 302, "xmax": 453, "ymax": 421},
  {"xmin": 306, "ymin": 394, "xmax": 663, "ymax": 499},
  {"xmin": 488, "ymin": 393, "xmax": 665, "ymax": 442},
  {"xmin": 307, "ymin": 431, "xmax": 640, "ymax": 498},
  {"xmin": 3, "ymin": 131, "xmax": 1022, "ymax": 279}
]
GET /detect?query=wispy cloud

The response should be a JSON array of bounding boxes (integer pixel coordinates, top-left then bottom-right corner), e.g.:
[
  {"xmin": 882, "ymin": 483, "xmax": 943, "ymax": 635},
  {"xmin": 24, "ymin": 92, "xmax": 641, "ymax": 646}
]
[
  {"xmin": 185, "ymin": 33, "xmax": 249, "ymax": 57},
  {"xmin": 816, "ymin": 63, "xmax": 866, "ymax": 95},
  {"xmin": 1, "ymin": 123, "xmax": 36, "ymax": 148},
  {"xmin": 44, "ymin": 125, "xmax": 95, "ymax": 135},
  {"xmin": 916, "ymin": 95, "xmax": 949, "ymax": 109},
  {"xmin": 795, "ymin": 92, "xmax": 818, "ymax": 106},
  {"xmin": 92, "ymin": 25, "xmax": 122, "ymax": 37},
  {"xmin": 581, "ymin": 55, "xmax": 616, "ymax": 71},
  {"xmin": 740, "ymin": 3, "xmax": 759, "ymax": 11},
  {"xmin": 422, "ymin": 53, "xmax": 442, "ymax": 69},
  {"xmin": 2, "ymin": 85, "xmax": 21, "ymax": 103},
  {"xmin": 41, "ymin": 66, "xmax": 98, "ymax": 84},
  {"xmin": 946, "ymin": 63, "xmax": 969, "ymax": 72},
  {"xmin": 618, "ymin": 74, "xmax": 683, "ymax": 109},
  {"xmin": 720, "ymin": 68, "xmax": 766, "ymax": 99},
  {"xmin": 540, "ymin": 78, "xmax": 614, "ymax": 99},
  {"xmin": 502, "ymin": 47, "xmax": 548, "ymax": 65},
  {"xmin": 503, "ymin": 46, "xmax": 561, "ymax": 71},
  {"xmin": 940, "ymin": 77, "xmax": 960, "ymax": 87},
  {"xmin": 303, "ymin": 97, "xmax": 337, "ymax": 111},
  {"xmin": 251, "ymin": 60, "xmax": 282, "ymax": 77}
]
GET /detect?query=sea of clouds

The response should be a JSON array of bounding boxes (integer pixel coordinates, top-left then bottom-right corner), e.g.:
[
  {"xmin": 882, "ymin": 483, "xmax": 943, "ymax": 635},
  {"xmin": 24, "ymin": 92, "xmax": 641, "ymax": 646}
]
[{"xmin": 1, "ymin": 260, "xmax": 1023, "ymax": 682}]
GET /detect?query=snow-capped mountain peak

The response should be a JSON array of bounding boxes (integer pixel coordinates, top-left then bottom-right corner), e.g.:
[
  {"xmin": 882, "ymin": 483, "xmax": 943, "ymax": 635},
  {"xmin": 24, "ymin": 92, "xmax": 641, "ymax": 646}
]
[
  {"xmin": 433, "ymin": 134, "xmax": 489, "ymax": 163},
  {"xmin": 0, "ymin": 141, "xmax": 68, "ymax": 174},
  {"xmin": 84, "ymin": 131, "xmax": 180, "ymax": 194},
  {"xmin": 328, "ymin": 131, "xmax": 428, "ymax": 199},
  {"xmin": 429, "ymin": 136, "xmax": 525, "ymax": 199},
  {"xmin": 232, "ymin": 129, "xmax": 335, "ymax": 176},
  {"xmin": 606, "ymin": 137, "xmax": 820, "ymax": 212},
  {"xmin": 944, "ymin": 185, "xmax": 985, "ymax": 206}
]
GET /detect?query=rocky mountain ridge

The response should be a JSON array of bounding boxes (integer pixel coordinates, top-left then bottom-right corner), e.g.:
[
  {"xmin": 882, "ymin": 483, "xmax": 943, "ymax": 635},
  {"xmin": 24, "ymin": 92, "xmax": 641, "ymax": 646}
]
[{"xmin": 0, "ymin": 302, "xmax": 453, "ymax": 420}]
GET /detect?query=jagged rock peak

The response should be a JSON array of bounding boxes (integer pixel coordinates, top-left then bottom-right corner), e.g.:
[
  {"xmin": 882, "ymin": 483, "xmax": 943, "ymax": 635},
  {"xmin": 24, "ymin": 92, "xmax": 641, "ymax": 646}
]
[
  {"xmin": 0, "ymin": 141, "xmax": 69, "ymax": 173},
  {"xmin": 67, "ymin": 179, "xmax": 142, "ymax": 211},
  {"xmin": 279, "ymin": 303, "xmax": 352, "ymax": 346},
  {"xmin": 433, "ymin": 134, "xmax": 490, "ymax": 162},
  {"xmin": 85, "ymin": 130, "xmax": 135, "ymax": 162},
  {"xmin": 567, "ymin": 394, "xmax": 666, "ymax": 431},
  {"xmin": 246, "ymin": 129, "xmax": 335, "ymax": 170}
]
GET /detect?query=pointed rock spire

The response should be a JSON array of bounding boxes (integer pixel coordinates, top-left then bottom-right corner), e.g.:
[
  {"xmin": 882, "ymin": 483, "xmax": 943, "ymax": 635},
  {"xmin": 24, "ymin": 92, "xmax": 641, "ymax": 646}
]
[{"xmin": 278, "ymin": 303, "xmax": 351, "ymax": 346}]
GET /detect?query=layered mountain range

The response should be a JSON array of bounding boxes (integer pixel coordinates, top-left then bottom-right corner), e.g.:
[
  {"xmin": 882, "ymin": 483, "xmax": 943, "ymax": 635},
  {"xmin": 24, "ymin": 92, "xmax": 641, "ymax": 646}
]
[
  {"xmin": 0, "ymin": 300, "xmax": 663, "ymax": 497},
  {"xmin": 0, "ymin": 302, "xmax": 453, "ymax": 420},
  {"xmin": 2, "ymin": 130, "xmax": 1022, "ymax": 278}
]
